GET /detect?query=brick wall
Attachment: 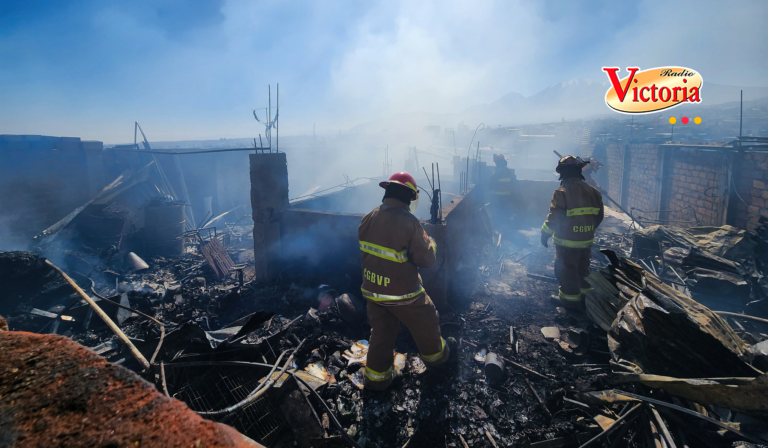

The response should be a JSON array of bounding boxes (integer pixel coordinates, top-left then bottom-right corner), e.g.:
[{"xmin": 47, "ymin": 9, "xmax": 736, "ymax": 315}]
[
  {"xmin": 606, "ymin": 143, "xmax": 624, "ymax": 201},
  {"xmin": 730, "ymin": 151, "xmax": 768, "ymax": 231},
  {"xmin": 626, "ymin": 144, "xmax": 662, "ymax": 222},
  {"xmin": 664, "ymin": 149, "xmax": 729, "ymax": 226},
  {"xmin": 604, "ymin": 143, "xmax": 662, "ymax": 222},
  {"xmin": 602, "ymin": 143, "xmax": 751, "ymax": 228}
]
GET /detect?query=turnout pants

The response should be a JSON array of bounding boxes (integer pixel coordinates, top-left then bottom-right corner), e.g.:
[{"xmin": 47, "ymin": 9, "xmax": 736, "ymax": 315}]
[
  {"xmin": 554, "ymin": 246, "xmax": 592, "ymax": 309},
  {"xmin": 364, "ymin": 293, "xmax": 449, "ymax": 390}
]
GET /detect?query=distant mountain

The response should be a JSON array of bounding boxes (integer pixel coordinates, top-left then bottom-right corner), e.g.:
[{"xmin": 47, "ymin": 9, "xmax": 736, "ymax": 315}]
[
  {"xmin": 348, "ymin": 80, "xmax": 768, "ymax": 134},
  {"xmin": 472, "ymin": 78, "xmax": 609, "ymax": 124},
  {"xmin": 697, "ymin": 83, "xmax": 768, "ymax": 105}
]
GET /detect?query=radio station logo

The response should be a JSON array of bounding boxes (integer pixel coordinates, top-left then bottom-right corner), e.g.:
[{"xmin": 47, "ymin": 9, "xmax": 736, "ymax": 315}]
[{"xmin": 602, "ymin": 67, "xmax": 702, "ymax": 114}]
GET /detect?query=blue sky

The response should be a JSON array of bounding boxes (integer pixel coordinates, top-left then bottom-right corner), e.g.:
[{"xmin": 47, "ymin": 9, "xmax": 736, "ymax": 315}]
[{"xmin": 1, "ymin": 0, "xmax": 766, "ymax": 142}]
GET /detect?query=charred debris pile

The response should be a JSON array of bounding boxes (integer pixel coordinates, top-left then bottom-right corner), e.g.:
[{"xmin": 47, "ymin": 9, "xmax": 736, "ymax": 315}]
[{"xmin": 3, "ymin": 199, "xmax": 768, "ymax": 447}]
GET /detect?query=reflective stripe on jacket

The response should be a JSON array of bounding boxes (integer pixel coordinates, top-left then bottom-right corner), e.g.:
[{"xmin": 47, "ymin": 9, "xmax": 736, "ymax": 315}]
[
  {"xmin": 541, "ymin": 178, "xmax": 604, "ymax": 248},
  {"xmin": 359, "ymin": 198, "xmax": 436, "ymax": 305}
]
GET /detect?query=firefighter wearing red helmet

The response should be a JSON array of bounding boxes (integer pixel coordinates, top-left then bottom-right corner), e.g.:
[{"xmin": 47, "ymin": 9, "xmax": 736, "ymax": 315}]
[
  {"xmin": 359, "ymin": 172, "xmax": 453, "ymax": 390},
  {"xmin": 541, "ymin": 156, "xmax": 604, "ymax": 310}
]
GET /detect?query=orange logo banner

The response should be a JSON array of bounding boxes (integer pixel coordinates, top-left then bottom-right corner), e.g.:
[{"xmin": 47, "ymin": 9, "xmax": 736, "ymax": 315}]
[{"xmin": 603, "ymin": 67, "xmax": 702, "ymax": 114}]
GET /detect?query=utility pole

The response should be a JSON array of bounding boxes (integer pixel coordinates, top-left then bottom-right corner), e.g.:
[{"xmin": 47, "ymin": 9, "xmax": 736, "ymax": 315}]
[
  {"xmin": 740, "ymin": 89, "xmax": 743, "ymax": 138},
  {"xmin": 268, "ymin": 85, "xmax": 272, "ymax": 151},
  {"xmin": 383, "ymin": 146, "xmax": 387, "ymax": 177},
  {"xmin": 476, "ymin": 141, "xmax": 480, "ymax": 184},
  {"xmin": 276, "ymin": 83, "xmax": 279, "ymax": 153},
  {"xmin": 671, "ymin": 121, "xmax": 674, "ymax": 142}
]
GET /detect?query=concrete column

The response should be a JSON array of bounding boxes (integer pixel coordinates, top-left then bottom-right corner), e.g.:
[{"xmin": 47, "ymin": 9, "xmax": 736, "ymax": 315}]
[{"xmin": 250, "ymin": 153, "xmax": 289, "ymax": 281}]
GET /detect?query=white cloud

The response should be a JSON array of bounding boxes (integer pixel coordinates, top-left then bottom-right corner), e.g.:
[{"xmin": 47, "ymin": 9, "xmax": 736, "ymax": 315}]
[{"xmin": 328, "ymin": 1, "xmax": 548, "ymax": 121}]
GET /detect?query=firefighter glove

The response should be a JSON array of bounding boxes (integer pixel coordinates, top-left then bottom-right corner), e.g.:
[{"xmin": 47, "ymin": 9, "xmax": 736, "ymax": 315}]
[{"xmin": 540, "ymin": 232, "xmax": 549, "ymax": 248}]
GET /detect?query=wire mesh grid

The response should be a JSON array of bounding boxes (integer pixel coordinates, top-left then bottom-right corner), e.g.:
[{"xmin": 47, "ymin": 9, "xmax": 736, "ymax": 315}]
[{"xmin": 168, "ymin": 365, "xmax": 287, "ymax": 446}]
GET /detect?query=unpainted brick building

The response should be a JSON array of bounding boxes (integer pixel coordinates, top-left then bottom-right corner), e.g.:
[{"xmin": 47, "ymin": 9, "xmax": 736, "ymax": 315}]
[{"xmin": 604, "ymin": 140, "xmax": 768, "ymax": 231}]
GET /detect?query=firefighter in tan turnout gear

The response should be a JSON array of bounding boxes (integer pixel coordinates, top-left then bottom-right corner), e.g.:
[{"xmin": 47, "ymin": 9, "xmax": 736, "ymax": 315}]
[
  {"xmin": 541, "ymin": 156, "xmax": 604, "ymax": 309},
  {"xmin": 489, "ymin": 154, "xmax": 515, "ymax": 229},
  {"xmin": 358, "ymin": 172, "xmax": 451, "ymax": 390}
]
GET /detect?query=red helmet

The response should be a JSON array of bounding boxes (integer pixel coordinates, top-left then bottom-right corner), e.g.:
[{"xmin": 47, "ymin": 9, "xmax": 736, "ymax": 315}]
[
  {"xmin": 556, "ymin": 155, "xmax": 589, "ymax": 173},
  {"xmin": 379, "ymin": 172, "xmax": 418, "ymax": 194}
]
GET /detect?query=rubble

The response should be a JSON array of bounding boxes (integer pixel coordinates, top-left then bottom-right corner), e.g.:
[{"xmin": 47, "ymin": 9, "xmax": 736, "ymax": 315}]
[
  {"xmin": 632, "ymin": 223, "xmax": 768, "ymax": 314},
  {"xmin": 579, "ymin": 248, "xmax": 768, "ymax": 444},
  {"xmin": 3, "ymin": 183, "xmax": 768, "ymax": 448},
  {"xmin": 586, "ymin": 251, "xmax": 759, "ymax": 377}
]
